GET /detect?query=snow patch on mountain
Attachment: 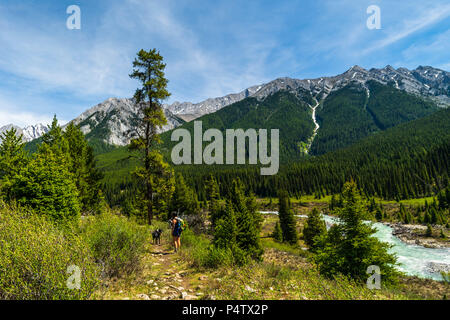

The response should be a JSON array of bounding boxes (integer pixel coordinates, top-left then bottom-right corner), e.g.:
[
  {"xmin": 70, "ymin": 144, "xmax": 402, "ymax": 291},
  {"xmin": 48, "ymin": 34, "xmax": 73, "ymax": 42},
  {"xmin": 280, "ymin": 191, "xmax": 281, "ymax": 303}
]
[
  {"xmin": 2, "ymin": 65, "xmax": 448, "ymax": 146},
  {"xmin": 0, "ymin": 123, "xmax": 49, "ymax": 142}
]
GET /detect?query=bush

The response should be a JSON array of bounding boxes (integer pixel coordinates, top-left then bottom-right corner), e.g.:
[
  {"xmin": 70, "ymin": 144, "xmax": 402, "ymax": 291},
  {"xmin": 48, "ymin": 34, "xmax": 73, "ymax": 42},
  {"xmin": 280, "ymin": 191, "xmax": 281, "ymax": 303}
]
[
  {"xmin": 0, "ymin": 201, "xmax": 99, "ymax": 300},
  {"xmin": 181, "ymin": 229, "xmax": 234, "ymax": 268},
  {"xmin": 81, "ymin": 212, "xmax": 148, "ymax": 278}
]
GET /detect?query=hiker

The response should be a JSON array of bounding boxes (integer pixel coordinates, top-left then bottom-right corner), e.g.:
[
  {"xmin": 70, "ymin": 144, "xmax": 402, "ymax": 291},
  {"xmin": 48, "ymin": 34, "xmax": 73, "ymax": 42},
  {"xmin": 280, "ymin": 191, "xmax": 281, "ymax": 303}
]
[{"xmin": 171, "ymin": 212, "xmax": 184, "ymax": 252}]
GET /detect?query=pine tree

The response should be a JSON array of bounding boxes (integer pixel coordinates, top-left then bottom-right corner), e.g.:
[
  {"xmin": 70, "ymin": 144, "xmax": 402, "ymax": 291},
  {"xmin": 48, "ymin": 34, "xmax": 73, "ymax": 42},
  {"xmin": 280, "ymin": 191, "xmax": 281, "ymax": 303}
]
[
  {"xmin": 272, "ymin": 221, "xmax": 283, "ymax": 242},
  {"xmin": 42, "ymin": 116, "xmax": 70, "ymax": 158},
  {"xmin": 399, "ymin": 203, "xmax": 407, "ymax": 223},
  {"xmin": 63, "ymin": 122, "xmax": 103, "ymax": 214},
  {"xmin": 278, "ymin": 190, "xmax": 298, "ymax": 245},
  {"xmin": 426, "ymin": 224, "xmax": 433, "ymax": 237},
  {"xmin": 314, "ymin": 181, "xmax": 399, "ymax": 283},
  {"xmin": 329, "ymin": 194, "xmax": 337, "ymax": 211},
  {"xmin": 170, "ymin": 173, "xmax": 199, "ymax": 216},
  {"xmin": 9, "ymin": 143, "xmax": 80, "ymax": 223},
  {"xmin": 205, "ymin": 174, "xmax": 221, "ymax": 228},
  {"xmin": 229, "ymin": 179, "xmax": 263, "ymax": 261},
  {"xmin": 375, "ymin": 206, "xmax": 383, "ymax": 221},
  {"xmin": 128, "ymin": 49, "xmax": 171, "ymax": 225},
  {"xmin": 0, "ymin": 128, "xmax": 28, "ymax": 198},
  {"xmin": 303, "ymin": 208, "xmax": 327, "ymax": 251},
  {"xmin": 214, "ymin": 200, "xmax": 237, "ymax": 249}
]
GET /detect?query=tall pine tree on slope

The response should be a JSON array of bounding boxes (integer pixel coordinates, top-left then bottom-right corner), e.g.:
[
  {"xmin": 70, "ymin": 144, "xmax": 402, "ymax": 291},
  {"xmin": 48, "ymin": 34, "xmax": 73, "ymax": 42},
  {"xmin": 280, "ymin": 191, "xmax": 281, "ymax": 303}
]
[{"xmin": 128, "ymin": 49, "xmax": 171, "ymax": 225}]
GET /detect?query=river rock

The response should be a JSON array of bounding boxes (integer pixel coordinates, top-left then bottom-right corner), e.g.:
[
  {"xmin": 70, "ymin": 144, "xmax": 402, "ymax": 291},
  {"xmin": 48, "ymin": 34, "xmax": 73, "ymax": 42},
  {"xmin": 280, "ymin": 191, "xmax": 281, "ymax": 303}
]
[{"xmin": 427, "ymin": 262, "xmax": 450, "ymax": 273}]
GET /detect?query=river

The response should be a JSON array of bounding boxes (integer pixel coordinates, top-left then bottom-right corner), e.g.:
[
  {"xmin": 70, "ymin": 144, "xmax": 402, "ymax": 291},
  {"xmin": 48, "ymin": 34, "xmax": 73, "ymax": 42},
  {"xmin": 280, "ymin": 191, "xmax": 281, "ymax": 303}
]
[{"xmin": 260, "ymin": 211, "xmax": 450, "ymax": 281}]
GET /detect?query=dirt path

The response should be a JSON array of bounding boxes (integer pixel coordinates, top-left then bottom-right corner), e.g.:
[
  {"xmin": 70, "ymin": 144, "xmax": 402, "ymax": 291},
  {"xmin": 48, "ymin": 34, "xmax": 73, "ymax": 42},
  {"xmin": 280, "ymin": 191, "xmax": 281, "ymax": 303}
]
[{"xmin": 100, "ymin": 241, "xmax": 210, "ymax": 300}]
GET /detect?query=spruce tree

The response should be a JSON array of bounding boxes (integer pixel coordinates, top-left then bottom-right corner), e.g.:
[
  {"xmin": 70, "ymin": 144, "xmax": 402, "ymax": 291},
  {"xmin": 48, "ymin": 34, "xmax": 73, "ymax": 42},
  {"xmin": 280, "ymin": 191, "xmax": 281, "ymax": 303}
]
[
  {"xmin": 426, "ymin": 224, "xmax": 433, "ymax": 237},
  {"xmin": 63, "ymin": 122, "xmax": 103, "ymax": 214},
  {"xmin": 9, "ymin": 143, "xmax": 80, "ymax": 223},
  {"xmin": 214, "ymin": 200, "xmax": 237, "ymax": 249},
  {"xmin": 170, "ymin": 173, "xmax": 199, "ymax": 216},
  {"xmin": 314, "ymin": 181, "xmax": 399, "ymax": 283},
  {"xmin": 205, "ymin": 174, "xmax": 221, "ymax": 228},
  {"xmin": 272, "ymin": 221, "xmax": 283, "ymax": 242},
  {"xmin": 303, "ymin": 208, "xmax": 327, "ymax": 251},
  {"xmin": 375, "ymin": 206, "xmax": 383, "ymax": 221},
  {"xmin": 278, "ymin": 190, "xmax": 298, "ymax": 245},
  {"xmin": 0, "ymin": 128, "xmax": 27, "ymax": 199},
  {"xmin": 229, "ymin": 179, "xmax": 263, "ymax": 261}
]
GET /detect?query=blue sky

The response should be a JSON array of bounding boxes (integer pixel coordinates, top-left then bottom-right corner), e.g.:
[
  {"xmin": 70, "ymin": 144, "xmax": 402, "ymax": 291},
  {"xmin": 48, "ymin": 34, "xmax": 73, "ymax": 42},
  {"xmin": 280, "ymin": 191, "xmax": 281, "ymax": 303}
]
[{"xmin": 0, "ymin": 0, "xmax": 449, "ymax": 127}]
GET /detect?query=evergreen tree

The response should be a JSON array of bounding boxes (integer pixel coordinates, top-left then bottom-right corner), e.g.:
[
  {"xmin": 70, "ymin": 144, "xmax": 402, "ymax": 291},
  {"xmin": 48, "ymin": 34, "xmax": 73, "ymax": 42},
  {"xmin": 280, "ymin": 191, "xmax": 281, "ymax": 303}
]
[
  {"xmin": 303, "ymin": 208, "xmax": 327, "ymax": 251},
  {"xmin": 205, "ymin": 174, "xmax": 221, "ymax": 228},
  {"xmin": 214, "ymin": 200, "xmax": 237, "ymax": 249},
  {"xmin": 426, "ymin": 224, "xmax": 433, "ymax": 237},
  {"xmin": 229, "ymin": 179, "xmax": 263, "ymax": 261},
  {"xmin": 63, "ymin": 122, "xmax": 104, "ymax": 214},
  {"xmin": 278, "ymin": 190, "xmax": 298, "ymax": 245},
  {"xmin": 0, "ymin": 128, "xmax": 27, "ymax": 198},
  {"xmin": 9, "ymin": 143, "xmax": 80, "ymax": 223},
  {"xmin": 128, "ymin": 49, "xmax": 171, "ymax": 225},
  {"xmin": 329, "ymin": 194, "xmax": 339, "ymax": 211},
  {"xmin": 314, "ymin": 181, "xmax": 399, "ymax": 283},
  {"xmin": 375, "ymin": 206, "xmax": 383, "ymax": 221},
  {"xmin": 170, "ymin": 173, "xmax": 199, "ymax": 216},
  {"xmin": 272, "ymin": 221, "xmax": 283, "ymax": 242},
  {"xmin": 42, "ymin": 116, "xmax": 70, "ymax": 157},
  {"xmin": 399, "ymin": 204, "xmax": 407, "ymax": 223}
]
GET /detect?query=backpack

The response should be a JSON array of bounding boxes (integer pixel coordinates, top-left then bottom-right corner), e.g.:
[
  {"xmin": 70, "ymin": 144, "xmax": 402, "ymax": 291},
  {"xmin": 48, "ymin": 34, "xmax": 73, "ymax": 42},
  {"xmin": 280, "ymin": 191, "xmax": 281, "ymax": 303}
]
[{"xmin": 175, "ymin": 217, "xmax": 186, "ymax": 232}]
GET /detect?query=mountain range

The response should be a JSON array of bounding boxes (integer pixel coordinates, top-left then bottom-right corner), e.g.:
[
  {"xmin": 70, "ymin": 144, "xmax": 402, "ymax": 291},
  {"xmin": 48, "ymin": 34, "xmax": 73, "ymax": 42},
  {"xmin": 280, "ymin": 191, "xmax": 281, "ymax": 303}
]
[
  {"xmin": 0, "ymin": 123, "xmax": 49, "ymax": 142},
  {"xmin": 1, "ymin": 65, "xmax": 449, "ymax": 148}
]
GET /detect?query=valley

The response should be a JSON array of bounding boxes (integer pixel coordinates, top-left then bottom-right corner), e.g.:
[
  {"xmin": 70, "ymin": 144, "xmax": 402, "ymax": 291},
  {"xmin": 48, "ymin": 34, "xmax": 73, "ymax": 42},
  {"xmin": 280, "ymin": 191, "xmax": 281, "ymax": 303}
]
[{"xmin": 2, "ymin": 62, "xmax": 449, "ymax": 301}]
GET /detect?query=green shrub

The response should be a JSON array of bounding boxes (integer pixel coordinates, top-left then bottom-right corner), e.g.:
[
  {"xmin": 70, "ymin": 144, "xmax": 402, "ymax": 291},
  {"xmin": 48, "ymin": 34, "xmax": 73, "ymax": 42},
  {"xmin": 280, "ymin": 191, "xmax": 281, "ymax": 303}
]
[
  {"xmin": 81, "ymin": 212, "xmax": 148, "ymax": 278},
  {"xmin": 181, "ymin": 229, "xmax": 234, "ymax": 268},
  {"xmin": 0, "ymin": 201, "xmax": 99, "ymax": 300}
]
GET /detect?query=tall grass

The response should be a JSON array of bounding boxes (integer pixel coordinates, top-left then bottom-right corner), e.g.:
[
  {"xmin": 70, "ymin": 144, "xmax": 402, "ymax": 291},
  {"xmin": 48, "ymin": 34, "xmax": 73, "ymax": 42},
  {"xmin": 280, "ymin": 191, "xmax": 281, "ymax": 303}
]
[
  {"xmin": 80, "ymin": 211, "xmax": 149, "ymax": 278},
  {"xmin": 180, "ymin": 229, "xmax": 234, "ymax": 269},
  {"xmin": 0, "ymin": 201, "xmax": 99, "ymax": 300}
]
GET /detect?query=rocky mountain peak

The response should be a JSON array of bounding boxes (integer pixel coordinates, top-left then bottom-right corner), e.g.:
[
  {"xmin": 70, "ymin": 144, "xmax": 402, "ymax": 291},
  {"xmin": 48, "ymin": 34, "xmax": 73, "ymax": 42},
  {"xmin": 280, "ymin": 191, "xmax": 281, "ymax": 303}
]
[
  {"xmin": 0, "ymin": 123, "xmax": 49, "ymax": 142},
  {"xmin": 2, "ymin": 65, "xmax": 448, "ymax": 147}
]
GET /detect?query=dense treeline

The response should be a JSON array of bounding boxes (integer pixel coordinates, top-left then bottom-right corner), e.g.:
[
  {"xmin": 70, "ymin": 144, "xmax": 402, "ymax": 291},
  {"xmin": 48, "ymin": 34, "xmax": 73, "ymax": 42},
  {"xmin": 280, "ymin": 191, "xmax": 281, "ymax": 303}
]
[
  {"xmin": 159, "ymin": 90, "xmax": 315, "ymax": 162},
  {"xmin": 99, "ymin": 107, "xmax": 449, "ymax": 207},
  {"xmin": 0, "ymin": 117, "xmax": 104, "ymax": 221},
  {"xmin": 310, "ymin": 81, "xmax": 438, "ymax": 155},
  {"xmin": 177, "ymin": 107, "xmax": 449, "ymax": 202}
]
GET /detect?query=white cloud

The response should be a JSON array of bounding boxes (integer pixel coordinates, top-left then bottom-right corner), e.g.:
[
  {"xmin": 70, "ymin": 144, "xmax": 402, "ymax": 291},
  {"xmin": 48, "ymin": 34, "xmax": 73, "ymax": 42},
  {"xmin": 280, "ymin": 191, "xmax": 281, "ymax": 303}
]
[
  {"xmin": 0, "ymin": 6, "xmax": 135, "ymax": 100},
  {"xmin": 0, "ymin": 93, "xmax": 68, "ymax": 127},
  {"xmin": 0, "ymin": 110, "xmax": 55, "ymax": 128},
  {"xmin": 363, "ymin": 3, "xmax": 450, "ymax": 54}
]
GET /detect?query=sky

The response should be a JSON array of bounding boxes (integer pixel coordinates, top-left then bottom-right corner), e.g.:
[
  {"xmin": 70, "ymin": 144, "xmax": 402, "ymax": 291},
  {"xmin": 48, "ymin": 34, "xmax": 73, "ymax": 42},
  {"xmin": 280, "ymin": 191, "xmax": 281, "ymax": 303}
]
[{"xmin": 0, "ymin": 0, "xmax": 449, "ymax": 127}]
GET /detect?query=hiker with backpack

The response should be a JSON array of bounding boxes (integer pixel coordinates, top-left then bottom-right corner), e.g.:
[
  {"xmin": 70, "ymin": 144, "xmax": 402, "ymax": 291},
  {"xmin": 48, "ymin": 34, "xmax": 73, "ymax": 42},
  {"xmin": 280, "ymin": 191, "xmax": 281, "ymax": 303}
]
[{"xmin": 171, "ymin": 212, "xmax": 185, "ymax": 253}]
